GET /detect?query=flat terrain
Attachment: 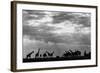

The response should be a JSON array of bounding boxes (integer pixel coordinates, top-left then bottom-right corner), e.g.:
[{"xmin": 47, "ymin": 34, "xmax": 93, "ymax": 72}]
[{"xmin": 23, "ymin": 56, "xmax": 91, "ymax": 63}]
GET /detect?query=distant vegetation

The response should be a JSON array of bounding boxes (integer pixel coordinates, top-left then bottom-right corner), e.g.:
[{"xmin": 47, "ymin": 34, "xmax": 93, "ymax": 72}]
[{"xmin": 23, "ymin": 48, "xmax": 91, "ymax": 63}]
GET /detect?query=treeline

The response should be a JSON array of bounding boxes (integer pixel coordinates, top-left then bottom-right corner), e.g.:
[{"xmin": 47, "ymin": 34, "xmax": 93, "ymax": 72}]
[{"xmin": 25, "ymin": 48, "xmax": 91, "ymax": 59}]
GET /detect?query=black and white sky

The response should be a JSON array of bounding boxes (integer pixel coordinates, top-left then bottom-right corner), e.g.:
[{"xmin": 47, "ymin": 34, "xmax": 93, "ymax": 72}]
[{"xmin": 22, "ymin": 10, "xmax": 91, "ymax": 57}]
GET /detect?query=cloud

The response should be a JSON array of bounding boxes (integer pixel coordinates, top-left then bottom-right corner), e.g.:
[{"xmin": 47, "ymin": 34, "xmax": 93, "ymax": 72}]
[{"xmin": 23, "ymin": 10, "xmax": 91, "ymax": 45}]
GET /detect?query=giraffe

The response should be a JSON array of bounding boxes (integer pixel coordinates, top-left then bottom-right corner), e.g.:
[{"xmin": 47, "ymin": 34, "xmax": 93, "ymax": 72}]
[
  {"xmin": 43, "ymin": 52, "xmax": 47, "ymax": 58},
  {"xmin": 46, "ymin": 51, "xmax": 54, "ymax": 57},
  {"xmin": 69, "ymin": 50, "xmax": 74, "ymax": 56},
  {"xmin": 63, "ymin": 51, "xmax": 67, "ymax": 57},
  {"xmin": 26, "ymin": 50, "xmax": 34, "ymax": 59},
  {"xmin": 35, "ymin": 48, "xmax": 41, "ymax": 58}
]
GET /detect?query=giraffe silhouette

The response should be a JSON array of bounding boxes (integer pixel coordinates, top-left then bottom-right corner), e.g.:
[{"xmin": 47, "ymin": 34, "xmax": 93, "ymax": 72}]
[
  {"xmin": 43, "ymin": 52, "xmax": 47, "ymax": 58},
  {"xmin": 69, "ymin": 50, "xmax": 74, "ymax": 56},
  {"xmin": 46, "ymin": 51, "xmax": 54, "ymax": 57},
  {"xmin": 35, "ymin": 48, "xmax": 41, "ymax": 58},
  {"xmin": 26, "ymin": 50, "xmax": 34, "ymax": 59},
  {"xmin": 63, "ymin": 51, "xmax": 68, "ymax": 57}
]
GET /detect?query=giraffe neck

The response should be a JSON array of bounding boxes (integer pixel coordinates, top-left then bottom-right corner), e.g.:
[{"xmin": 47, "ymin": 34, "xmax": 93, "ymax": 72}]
[
  {"xmin": 30, "ymin": 51, "xmax": 34, "ymax": 55},
  {"xmin": 37, "ymin": 49, "xmax": 40, "ymax": 53}
]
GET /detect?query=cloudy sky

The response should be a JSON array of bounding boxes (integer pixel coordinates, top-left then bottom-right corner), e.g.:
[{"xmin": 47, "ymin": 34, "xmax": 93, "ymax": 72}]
[{"xmin": 22, "ymin": 10, "xmax": 91, "ymax": 58}]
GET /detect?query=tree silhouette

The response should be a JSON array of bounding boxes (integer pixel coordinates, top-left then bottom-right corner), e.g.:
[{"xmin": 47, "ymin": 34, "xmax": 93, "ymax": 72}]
[{"xmin": 74, "ymin": 50, "xmax": 81, "ymax": 56}]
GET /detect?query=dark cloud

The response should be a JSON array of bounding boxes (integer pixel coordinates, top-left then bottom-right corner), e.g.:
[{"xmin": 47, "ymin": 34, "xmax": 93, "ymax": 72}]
[
  {"xmin": 22, "ymin": 10, "xmax": 46, "ymax": 25},
  {"xmin": 78, "ymin": 16, "xmax": 91, "ymax": 27},
  {"xmin": 52, "ymin": 12, "xmax": 74, "ymax": 24},
  {"xmin": 23, "ymin": 10, "xmax": 45, "ymax": 15},
  {"xmin": 52, "ymin": 12, "xmax": 91, "ymax": 27},
  {"xmin": 23, "ymin": 25, "xmax": 59, "ymax": 43},
  {"xmin": 23, "ymin": 10, "xmax": 91, "ymax": 27},
  {"xmin": 23, "ymin": 25, "xmax": 65, "ymax": 43}
]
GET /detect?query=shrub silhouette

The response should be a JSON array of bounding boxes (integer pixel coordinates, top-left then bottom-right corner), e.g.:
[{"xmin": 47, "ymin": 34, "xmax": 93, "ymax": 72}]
[{"xmin": 84, "ymin": 50, "xmax": 91, "ymax": 58}]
